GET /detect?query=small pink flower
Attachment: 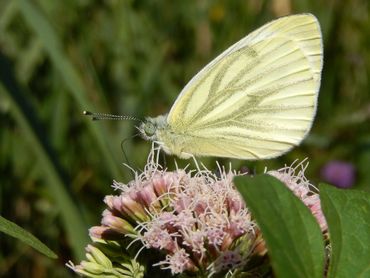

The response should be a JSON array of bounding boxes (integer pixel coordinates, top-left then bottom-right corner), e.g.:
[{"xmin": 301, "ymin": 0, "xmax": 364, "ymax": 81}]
[
  {"xmin": 142, "ymin": 222, "xmax": 177, "ymax": 252},
  {"xmin": 205, "ymin": 225, "xmax": 226, "ymax": 247},
  {"xmin": 211, "ymin": 250, "xmax": 243, "ymax": 273},
  {"xmin": 154, "ymin": 247, "xmax": 196, "ymax": 275}
]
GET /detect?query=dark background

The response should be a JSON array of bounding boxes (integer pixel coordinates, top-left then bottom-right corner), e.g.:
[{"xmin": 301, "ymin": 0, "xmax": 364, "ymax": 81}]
[{"xmin": 0, "ymin": 0, "xmax": 369, "ymax": 277}]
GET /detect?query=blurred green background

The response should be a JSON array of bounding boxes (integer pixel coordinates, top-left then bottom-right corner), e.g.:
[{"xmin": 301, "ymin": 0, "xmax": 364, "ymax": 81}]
[{"xmin": 0, "ymin": 0, "xmax": 369, "ymax": 277}]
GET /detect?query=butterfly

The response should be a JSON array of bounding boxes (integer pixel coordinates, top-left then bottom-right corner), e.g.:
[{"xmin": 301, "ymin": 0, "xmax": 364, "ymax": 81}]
[{"xmin": 87, "ymin": 14, "xmax": 323, "ymax": 160}]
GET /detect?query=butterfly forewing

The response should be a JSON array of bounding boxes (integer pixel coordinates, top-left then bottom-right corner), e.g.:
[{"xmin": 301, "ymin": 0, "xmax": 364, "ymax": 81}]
[{"xmin": 165, "ymin": 14, "xmax": 323, "ymax": 159}]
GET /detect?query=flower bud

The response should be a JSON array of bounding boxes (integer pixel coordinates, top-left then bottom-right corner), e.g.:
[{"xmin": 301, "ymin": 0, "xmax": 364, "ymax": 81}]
[
  {"xmin": 152, "ymin": 174, "xmax": 169, "ymax": 196},
  {"xmin": 120, "ymin": 195, "xmax": 148, "ymax": 222},
  {"xmin": 136, "ymin": 183, "xmax": 161, "ymax": 210},
  {"xmin": 101, "ymin": 214, "xmax": 135, "ymax": 234},
  {"xmin": 89, "ymin": 226, "xmax": 122, "ymax": 240},
  {"xmin": 86, "ymin": 244, "xmax": 112, "ymax": 268},
  {"xmin": 80, "ymin": 261, "xmax": 106, "ymax": 275}
]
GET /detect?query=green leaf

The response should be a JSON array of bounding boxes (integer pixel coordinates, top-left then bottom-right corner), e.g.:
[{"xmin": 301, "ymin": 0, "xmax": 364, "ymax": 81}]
[
  {"xmin": 234, "ymin": 174, "xmax": 325, "ymax": 278},
  {"xmin": 0, "ymin": 215, "xmax": 57, "ymax": 259},
  {"xmin": 320, "ymin": 184, "xmax": 370, "ymax": 278}
]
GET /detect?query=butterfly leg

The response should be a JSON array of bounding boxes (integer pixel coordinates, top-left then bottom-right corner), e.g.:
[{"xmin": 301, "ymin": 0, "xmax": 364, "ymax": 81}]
[{"xmin": 189, "ymin": 153, "xmax": 201, "ymax": 172}]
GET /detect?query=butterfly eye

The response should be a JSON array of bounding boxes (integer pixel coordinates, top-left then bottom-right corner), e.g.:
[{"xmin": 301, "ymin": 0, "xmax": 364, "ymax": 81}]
[{"xmin": 144, "ymin": 122, "xmax": 157, "ymax": 137}]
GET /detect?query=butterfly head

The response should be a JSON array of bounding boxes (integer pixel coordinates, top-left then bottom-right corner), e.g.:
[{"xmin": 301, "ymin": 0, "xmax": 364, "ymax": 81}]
[
  {"xmin": 139, "ymin": 120, "xmax": 157, "ymax": 141},
  {"xmin": 138, "ymin": 115, "xmax": 167, "ymax": 142}
]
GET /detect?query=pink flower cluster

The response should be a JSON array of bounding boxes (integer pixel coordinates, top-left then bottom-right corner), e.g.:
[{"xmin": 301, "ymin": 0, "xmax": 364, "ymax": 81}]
[{"xmin": 69, "ymin": 152, "xmax": 328, "ymax": 277}]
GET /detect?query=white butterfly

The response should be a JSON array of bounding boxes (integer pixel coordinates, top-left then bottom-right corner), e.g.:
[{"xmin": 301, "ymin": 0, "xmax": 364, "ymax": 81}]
[
  {"xmin": 88, "ymin": 14, "xmax": 323, "ymax": 160},
  {"xmin": 137, "ymin": 14, "xmax": 323, "ymax": 160}
]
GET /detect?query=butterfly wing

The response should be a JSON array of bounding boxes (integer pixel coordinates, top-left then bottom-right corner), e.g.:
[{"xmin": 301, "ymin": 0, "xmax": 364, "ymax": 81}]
[{"xmin": 166, "ymin": 14, "xmax": 323, "ymax": 159}]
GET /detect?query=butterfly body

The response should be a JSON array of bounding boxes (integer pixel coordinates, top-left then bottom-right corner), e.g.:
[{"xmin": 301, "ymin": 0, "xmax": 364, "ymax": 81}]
[
  {"xmin": 138, "ymin": 14, "xmax": 323, "ymax": 160},
  {"xmin": 139, "ymin": 115, "xmax": 194, "ymax": 159}
]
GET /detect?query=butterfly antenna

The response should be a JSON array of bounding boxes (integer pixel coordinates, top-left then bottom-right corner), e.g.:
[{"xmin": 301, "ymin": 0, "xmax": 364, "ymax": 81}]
[
  {"xmin": 83, "ymin": 111, "xmax": 142, "ymax": 122},
  {"xmin": 120, "ymin": 134, "xmax": 141, "ymax": 179}
]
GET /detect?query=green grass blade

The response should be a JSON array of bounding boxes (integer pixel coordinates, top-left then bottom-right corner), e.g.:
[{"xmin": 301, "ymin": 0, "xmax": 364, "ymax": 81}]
[
  {"xmin": 0, "ymin": 215, "xmax": 57, "ymax": 259},
  {"xmin": 17, "ymin": 0, "xmax": 122, "ymax": 179},
  {"xmin": 0, "ymin": 54, "xmax": 88, "ymax": 260}
]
